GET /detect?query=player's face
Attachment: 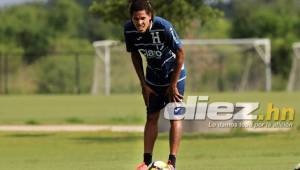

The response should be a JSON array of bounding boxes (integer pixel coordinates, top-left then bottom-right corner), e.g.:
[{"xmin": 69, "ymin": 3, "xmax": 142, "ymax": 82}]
[{"xmin": 132, "ymin": 10, "xmax": 152, "ymax": 33}]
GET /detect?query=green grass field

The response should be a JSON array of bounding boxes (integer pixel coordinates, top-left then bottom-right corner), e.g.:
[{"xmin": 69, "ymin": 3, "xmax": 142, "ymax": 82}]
[
  {"xmin": 0, "ymin": 92, "xmax": 299, "ymax": 169},
  {"xmin": 0, "ymin": 131, "xmax": 299, "ymax": 170},
  {"xmin": 0, "ymin": 94, "xmax": 146, "ymax": 125},
  {"xmin": 0, "ymin": 92, "xmax": 299, "ymax": 126}
]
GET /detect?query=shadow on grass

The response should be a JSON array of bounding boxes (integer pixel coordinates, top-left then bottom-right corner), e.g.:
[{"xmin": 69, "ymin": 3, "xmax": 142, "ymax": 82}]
[
  {"xmin": 184, "ymin": 132, "xmax": 267, "ymax": 140},
  {"xmin": 25, "ymin": 120, "xmax": 40, "ymax": 125},
  {"xmin": 110, "ymin": 116, "xmax": 144, "ymax": 124},
  {"xmin": 158, "ymin": 130, "xmax": 269, "ymax": 140},
  {"xmin": 65, "ymin": 117, "xmax": 85, "ymax": 124},
  {"xmin": 7, "ymin": 133, "xmax": 54, "ymax": 138},
  {"xmin": 73, "ymin": 130, "xmax": 273, "ymax": 144},
  {"xmin": 73, "ymin": 133, "xmax": 143, "ymax": 143}
]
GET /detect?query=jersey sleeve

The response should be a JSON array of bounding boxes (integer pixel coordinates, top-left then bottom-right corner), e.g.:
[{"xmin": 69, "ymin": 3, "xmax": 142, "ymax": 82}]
[
  {"xmin": 124, "ymin": 31, "xmax": 134, "ymax": 52},
  {"xmin": 123, "ymin": 21, "xmax": 137, "ymax": 53},
  {"xmin": 164, "ymin": 23, "xmax": 183, "ymax": 53}
]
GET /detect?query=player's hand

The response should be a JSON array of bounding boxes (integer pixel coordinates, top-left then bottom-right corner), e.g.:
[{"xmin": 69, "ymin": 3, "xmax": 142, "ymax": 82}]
[
  {"xmin": 142, "ymin": 84, "xmax": 157, "ymax": 106},
  {"xmin": 165, "ymin": 85, "xmax": 183, "ymax": 102}
]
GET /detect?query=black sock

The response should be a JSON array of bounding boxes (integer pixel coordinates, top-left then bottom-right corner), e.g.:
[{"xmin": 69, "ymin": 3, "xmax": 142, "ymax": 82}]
[
  {"xmin": 143, "ymin": 153, "xmax": 152, "ymax": 166},
  {"xmin": 168, "ymin": 154, "xmax": 176, "ymax": 167}
]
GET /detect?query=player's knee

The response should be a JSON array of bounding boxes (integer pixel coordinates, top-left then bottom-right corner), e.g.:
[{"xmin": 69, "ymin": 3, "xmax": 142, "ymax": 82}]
[
  {"xmin": 170, "ymin": 120, "xmax": 182, "ymax": 127},
  {"xmin": 146, "ymin": 113, "xmax": 160, "ymax": 125}
]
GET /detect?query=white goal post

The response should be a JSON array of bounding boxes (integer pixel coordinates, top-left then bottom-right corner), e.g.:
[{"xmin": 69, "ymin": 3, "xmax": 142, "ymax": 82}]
[
  {"xmin": 287, "ymin": 42, "xmax": 300, "ymax": 91},
  {"xmin": 93, "ymin": 38, "xmax": 272, "ymax": 95},
  {"xmin": 92, "ymin": 40, "xmax": 119, "ymax": 96}
]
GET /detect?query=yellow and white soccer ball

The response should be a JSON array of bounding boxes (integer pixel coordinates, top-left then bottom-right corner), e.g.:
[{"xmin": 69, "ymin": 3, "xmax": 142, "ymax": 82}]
[
  {"xmin": 294, "ymin": 163, "xmax": 300, "ymax": 170},
  {"xmin": 147, "ymin": 161, "xmax": 170, "ymax": 170}
]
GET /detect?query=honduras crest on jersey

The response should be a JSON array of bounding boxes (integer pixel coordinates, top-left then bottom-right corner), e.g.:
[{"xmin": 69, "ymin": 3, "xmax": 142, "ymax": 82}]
[{"xmin": 124, "ymin": 16, "xmax": 186, "ymax": 86}]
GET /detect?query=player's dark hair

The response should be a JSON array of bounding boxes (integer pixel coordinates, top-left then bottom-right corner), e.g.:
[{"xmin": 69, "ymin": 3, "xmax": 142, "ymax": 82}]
[{"xmin": 129, "ymin": 0, "xmax": 154, "ymax": 19}]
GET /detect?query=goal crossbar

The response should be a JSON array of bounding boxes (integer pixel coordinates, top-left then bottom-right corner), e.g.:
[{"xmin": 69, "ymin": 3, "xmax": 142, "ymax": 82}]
[
  {"xmin": 182, "ymin": 38, "xmax": 268, "ymax": 45},
  {"xmin": 93, "ymin": 39, "xmax": 272, "ymax": 95}
]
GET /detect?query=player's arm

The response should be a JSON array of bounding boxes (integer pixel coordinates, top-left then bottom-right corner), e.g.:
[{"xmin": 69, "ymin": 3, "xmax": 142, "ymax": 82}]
[
  {"xmin": 131, "ymin": 52, "xmax": 157, "ymax": 106},
  {"xmin": 167, "ymin": 47, "xmax": 184, "ymax": 102},
  {"xmin": 170, "ymin": 47, "xmax": 184, "ymax": 87},
  {"xmin": 164, "ymin": 22, "xmax": 185, "ymax": 102},
  {"xmin": 131, "ymin": 52, "xmax": 146, "ymax": 87}
]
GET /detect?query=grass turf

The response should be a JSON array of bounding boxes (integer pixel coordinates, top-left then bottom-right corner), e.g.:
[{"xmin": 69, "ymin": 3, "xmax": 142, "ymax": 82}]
[
  {"xmin": 0, "ymin": 131, "xmax": 299, "ymax": 170},
  {"xmin": 0, "ymin": 95, "xmax": 145, "ymax": 125},
  {"xmin": 0, "ymin": 92, "xmax": 299, "ymax": 126}
]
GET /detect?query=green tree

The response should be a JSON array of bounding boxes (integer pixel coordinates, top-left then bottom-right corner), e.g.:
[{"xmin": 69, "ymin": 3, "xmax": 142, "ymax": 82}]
[
  {"xmin": 89, "ymin": 0, "xmax": 222, "ymax": 36},
  {"xmin": 46, "ymin": 0, "xmax": 97, "ymax": 53},
  {"xmin": 47, "ymin": 0, "xmax": 84, "ymax": 37},
  {"xmin": 230, "ymin": 0, "xmax": 300, "ymax": 78},
  {"xmin": 0, "ymin": 3, "xmax": 49, "ymax": 63},
  {"xmin": 0, "ymin": 0, "xmax": 92, "ymax": 63}
]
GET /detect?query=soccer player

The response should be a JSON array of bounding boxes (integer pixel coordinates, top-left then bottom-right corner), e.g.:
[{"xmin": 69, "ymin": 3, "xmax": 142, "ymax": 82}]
[{"xmin": 124, "ymin": 0, "xmax": 186, "ymax": 169}]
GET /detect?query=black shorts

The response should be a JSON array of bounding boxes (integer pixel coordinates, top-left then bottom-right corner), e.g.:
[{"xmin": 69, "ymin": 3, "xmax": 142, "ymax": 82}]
[{"xmin": 146, "ymin": 79, "xmax": 185, "ymax": 114}]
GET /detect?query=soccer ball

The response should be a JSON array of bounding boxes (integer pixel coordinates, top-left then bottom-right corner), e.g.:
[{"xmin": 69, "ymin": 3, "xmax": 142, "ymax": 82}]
[
  {"xmin": 148, "ymin": 161, "xmax": 170, "ymax": 170},
  {"xmin": 294, "ymin": 163, "xmax": 300, "ymax": 170}
]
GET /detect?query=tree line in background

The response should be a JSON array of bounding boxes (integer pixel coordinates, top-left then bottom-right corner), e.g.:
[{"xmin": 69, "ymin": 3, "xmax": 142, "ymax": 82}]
[
  {"xmin": 0, "ymin": 0, "xmax": 121, "ymax": 63},
  {"xmin": 91, "ymin": 0, "xmax": 300, "ymax": 82},
  {"xmin": 0, "ymin": 0, "xmax": 300, "ymax": 93}
]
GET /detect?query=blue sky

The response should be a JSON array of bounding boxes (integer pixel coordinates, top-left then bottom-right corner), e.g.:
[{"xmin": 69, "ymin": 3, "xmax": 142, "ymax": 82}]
[{"xmin": 0, "ymin": 0, "xmax": 44, "ymax": 7}]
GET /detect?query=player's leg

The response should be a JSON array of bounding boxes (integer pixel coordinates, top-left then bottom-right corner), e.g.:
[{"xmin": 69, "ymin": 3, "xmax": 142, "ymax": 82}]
[
  {"xmin": 168, "ymin": 80, "xmax": 185, "ymax": 169},
  {"xmin": 168, "ymin": 119, "xmax": 182, "ymax": 169},
  {"xmin": 169, "ymin": 119, "xmax": 182, "ymax": 155},
  {"xmin": 137, "ymin": 111, "xmax": 160, "ymax": 170},
  {"xmin": 144, "ymin": 111, "xmax": 160, "ymax": 154},
  {"xmin": 141, "ymin": 85, "xmax": 165, "ymax": 167}
]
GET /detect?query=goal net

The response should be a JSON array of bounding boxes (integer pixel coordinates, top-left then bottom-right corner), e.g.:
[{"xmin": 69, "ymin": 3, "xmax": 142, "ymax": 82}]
[
  {"xmin": 93, "ymin": 38, "xmax": 271, "ymax": 95},
  {"xmin": 287, "ymin": 42, "xmax": 300, "ymax": 91},
  {"xmin": 182, "ymin": 39, "xmax": 271, "ymax": 92}
]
